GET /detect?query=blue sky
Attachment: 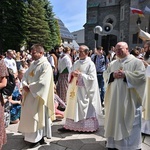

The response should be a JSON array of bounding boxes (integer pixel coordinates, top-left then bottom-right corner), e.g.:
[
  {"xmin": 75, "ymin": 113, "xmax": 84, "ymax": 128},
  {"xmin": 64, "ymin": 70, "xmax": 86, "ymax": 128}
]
[{"xmin": 50, "ymin": 0, "xmax": 87, "ymax": 32}]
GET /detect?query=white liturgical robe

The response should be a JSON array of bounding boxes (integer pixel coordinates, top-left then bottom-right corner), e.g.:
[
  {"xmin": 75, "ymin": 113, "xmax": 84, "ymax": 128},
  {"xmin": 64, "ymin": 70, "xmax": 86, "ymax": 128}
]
[
  {"xmin": 103, "ymin": 55, "xmax": 145, "ymax": 142},
  {"xmin": 18, "ymin": 56, "xmax": 55, "ymax": 140},
  {"xmin": 65, "ymin": 57, "xmax": 103, "ymax": 124},
  {"xmin": 142, "ymin": 65, "xmax": 150, "ymax": 135}
]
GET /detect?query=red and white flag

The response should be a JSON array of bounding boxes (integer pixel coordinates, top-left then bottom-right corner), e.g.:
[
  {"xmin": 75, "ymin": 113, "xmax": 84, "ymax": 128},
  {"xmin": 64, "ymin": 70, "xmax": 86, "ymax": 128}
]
[
  {"xmin": 144, "ymin": 6, "xmax": 150, "ymax": 14},
  {"xmin": 130, "ymin": 7, "xmax": 144, "ymax": 17}
]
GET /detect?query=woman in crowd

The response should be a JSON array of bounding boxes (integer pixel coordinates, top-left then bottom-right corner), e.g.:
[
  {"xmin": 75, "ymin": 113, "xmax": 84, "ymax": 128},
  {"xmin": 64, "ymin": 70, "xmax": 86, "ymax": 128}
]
[
  {"xmin": 130, "ymin": 48, "xmax": 140, "ymax": 58},
  {"xmin": 56, "ymin": 47, "xmax": 72, "ymax": 104},
  {"xmin": 49, "ymin": 49, "xmax": 59, "ymax": 83},
  {"xmin": 0, "ymin": 55, "xmax": 8, "ymax": 149}
]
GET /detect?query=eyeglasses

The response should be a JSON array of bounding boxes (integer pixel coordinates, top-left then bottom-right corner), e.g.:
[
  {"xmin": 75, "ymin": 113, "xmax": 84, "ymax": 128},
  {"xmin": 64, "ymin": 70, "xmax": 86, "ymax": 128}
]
[
  {"xmin": 31, "ymin": 51, "xmax": 40, "ymax": 55},
  {"xmin": 144, "ymin": 46, "xmax": 148, "ymax": 49},
  {"xmin": 79, "ymin": 51, "xmax": 85, "ymax": 53}
]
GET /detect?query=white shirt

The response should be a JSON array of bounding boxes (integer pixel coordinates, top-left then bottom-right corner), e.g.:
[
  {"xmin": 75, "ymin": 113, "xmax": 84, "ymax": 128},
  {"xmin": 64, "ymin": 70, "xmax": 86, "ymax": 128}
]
[
  {"xmin": 47, "ymin": 55, "xmax": 55, "ymax": 68},
  {"xmin": 58, "ymin": 54, "xmax": 72, "ymax": 73},
  {"xmin": 4, "ymin": 57, "xmax": 17, "ymax": 73}
]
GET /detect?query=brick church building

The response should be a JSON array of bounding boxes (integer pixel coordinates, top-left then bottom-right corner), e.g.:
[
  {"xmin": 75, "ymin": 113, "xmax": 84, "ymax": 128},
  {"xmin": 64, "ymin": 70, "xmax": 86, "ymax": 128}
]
[{"xmin": 84, "ymin": 0, "xmax": 150, "ymax": 53}]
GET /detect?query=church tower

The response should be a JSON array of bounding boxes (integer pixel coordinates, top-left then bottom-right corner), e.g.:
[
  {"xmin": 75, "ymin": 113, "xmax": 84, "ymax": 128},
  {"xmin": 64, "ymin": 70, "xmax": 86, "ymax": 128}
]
[{"xmin": 84, "ymin": 0, "xmax": 150, "ymax": 51}]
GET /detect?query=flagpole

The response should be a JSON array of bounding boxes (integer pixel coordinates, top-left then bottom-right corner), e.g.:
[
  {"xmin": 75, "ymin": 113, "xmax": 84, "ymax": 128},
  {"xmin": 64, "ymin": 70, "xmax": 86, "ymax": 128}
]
[
  {"xmin": 136, "ymin": 15, "xmax": 141, "ymax": 44},
  {"xmin": 144, "ymin": 6, "xmax": 150, "ymax": 33},
  {"xmin": 148, "ymin": 15, "xmax": 150, "ymax": 33}
]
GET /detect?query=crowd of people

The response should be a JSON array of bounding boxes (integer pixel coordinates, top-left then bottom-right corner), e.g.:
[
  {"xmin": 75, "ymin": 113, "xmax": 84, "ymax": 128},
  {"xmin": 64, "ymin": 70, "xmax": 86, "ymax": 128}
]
[{"xmin": 0, "ymin": 41, "xmax": 150, "ymax": 149}]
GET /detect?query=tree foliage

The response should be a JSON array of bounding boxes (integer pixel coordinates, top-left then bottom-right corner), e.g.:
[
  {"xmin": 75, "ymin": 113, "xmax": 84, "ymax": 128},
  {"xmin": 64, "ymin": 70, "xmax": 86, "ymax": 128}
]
[
  {"xmin": 25, "ymin": 0, "xmax": 51, "ymax": 50},
  {"xmin": 0, "ymin": 0, "xmax": 61, "ymax": 53},
  {"xmin": 0, "ymin": 0, "xmax": 27, "ymax": 53},
  {"xmin": 44, "ymin": 0, "xmax": 61, "ymax": 50}
]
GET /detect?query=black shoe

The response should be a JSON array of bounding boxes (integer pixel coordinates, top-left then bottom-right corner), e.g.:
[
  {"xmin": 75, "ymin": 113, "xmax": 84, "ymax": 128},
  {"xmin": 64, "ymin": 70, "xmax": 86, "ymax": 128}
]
[
  {"xmin": 29, "ymin": 142, "xmax": 40, "ymax": 148},
  {"xmin": 28, "ymin": 137, "xmax": 46, "ymax": 148},
  {"xmin": 102, "ymin": 103, "xmax": 105, "ymax": 107},
  {"xmin": 58, "ymin": 127, "xmax": 71, "ymax": 132},
  {"xmin": 39, "ymin": 137, "xmax": 47, "ymax": 145},
  {"xmin": 58, "ymin": 106, "xmax": 66, "ymax": 111}
]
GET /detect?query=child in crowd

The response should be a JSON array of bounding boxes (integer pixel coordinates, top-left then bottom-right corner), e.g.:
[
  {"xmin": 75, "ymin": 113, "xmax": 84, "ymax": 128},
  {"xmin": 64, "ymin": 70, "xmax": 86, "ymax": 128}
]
[{"xmin": 8, "ymin": 77, "xmax": 22, "ymax": 124}]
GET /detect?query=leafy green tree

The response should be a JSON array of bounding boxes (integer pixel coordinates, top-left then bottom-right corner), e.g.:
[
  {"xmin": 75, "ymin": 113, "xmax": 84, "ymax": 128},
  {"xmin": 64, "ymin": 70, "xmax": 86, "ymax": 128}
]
[
  {"xmin": 53, "ymin": 18, "xmax": 61, "ymax": 47},
  {"xmin": 43, "ymin": 0, "xmax": 61, "ymax": 50},
  {"xmin": 0, "ymin": 0, "xmax": 27, "ymax": 53},
  {"xmin": 0, "ymin": 0, "xmax": 61, "ymax": 53},
  {"xmin": 25, "ymin": 0, "xmax": 51, "ymax": 50}
]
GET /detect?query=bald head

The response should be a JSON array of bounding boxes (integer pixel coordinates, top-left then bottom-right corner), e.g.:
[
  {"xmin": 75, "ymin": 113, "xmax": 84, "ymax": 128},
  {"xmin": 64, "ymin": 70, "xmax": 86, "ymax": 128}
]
[
  {"xmin": 116, "ymin": 42, "xmax": 128, "ymax": 48},
  {"xmin": 115, "ymin": 42, "xmax": 129, "ymax": 59}
]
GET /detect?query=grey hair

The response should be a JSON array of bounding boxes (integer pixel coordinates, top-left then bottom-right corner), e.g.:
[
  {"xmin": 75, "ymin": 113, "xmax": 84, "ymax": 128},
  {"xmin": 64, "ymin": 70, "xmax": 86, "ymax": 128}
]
[
  {"xmin": 30, "ymin": 44, "xmax": 44, "ymax": 53},
  {"xmin": 80, "ymin": 45, "xmax": 89, "ymax": 54}
]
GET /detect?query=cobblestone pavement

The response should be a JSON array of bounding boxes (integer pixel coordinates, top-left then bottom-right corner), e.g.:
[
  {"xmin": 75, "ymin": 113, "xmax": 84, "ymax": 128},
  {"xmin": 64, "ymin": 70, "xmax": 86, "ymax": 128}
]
[{"xmin": 2, "ymin": 118, "xmax": 150, "ymax": 150}]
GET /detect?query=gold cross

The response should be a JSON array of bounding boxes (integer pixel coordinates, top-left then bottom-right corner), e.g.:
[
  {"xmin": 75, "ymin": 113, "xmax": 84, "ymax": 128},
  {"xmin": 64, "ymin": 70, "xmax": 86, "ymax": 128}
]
[
  {"xmin": 70, "ymin": 90, "xmax": 75, "ymax": 99},
  {"xmin": 29, "ymin": 70, "xmax": 34, "ymax": 77}
]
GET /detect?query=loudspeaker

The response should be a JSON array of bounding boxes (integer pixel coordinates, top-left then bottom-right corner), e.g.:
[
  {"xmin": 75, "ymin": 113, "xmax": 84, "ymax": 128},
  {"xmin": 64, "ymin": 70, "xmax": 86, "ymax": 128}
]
[{"xmin": 103, "ymin": 23, "xmax": 113, "ymax": 34}]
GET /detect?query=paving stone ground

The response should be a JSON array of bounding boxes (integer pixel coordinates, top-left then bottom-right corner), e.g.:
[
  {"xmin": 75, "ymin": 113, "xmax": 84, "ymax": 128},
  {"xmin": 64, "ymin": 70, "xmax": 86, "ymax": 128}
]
[{"xmin": 2, "ymin": 118, "xmax": 150, "ymax": 150}]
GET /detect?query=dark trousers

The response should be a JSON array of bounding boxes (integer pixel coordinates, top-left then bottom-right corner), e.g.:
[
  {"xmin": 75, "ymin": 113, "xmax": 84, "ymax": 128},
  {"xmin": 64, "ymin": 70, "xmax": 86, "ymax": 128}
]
[{"xmin": 97, "ymin": 74, "xmax": 105, "ymax": 105}]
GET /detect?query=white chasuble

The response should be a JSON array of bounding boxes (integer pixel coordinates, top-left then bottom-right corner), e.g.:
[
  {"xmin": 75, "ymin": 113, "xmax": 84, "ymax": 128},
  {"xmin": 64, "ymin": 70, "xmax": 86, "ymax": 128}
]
[
  {"xmin": 18, "ymin": 56, "xmax": 55, "ymax": 133},
  {"xmin": 103, "ymin": 55, "xmax": 145, "ymax": 141},
  {"xmin": 143, "ymin": 66, "xmax": 150, "ymax": 120}
]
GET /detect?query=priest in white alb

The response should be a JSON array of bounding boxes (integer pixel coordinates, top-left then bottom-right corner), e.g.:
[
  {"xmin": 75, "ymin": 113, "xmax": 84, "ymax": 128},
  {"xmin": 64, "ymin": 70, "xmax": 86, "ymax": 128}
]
[
  {"xmin": 58, "ymin": 45, "xmax": 103, "ymax": 132},
  {"xmin": 141, "ymin": 41, "xmax": 150, "ymax": 135},
  {"xmin": 103, "ymin": 42, "xmax": 145, "ymax": 150},
  {"xmin": 18, "ymin": 44, "xmax": 55, "ymax": 148}
]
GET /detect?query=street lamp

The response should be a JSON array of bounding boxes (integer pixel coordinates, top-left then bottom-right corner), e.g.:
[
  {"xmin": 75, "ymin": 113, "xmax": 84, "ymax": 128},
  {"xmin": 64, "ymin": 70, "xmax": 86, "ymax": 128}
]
[
  {"xmin": 93, "ymin": 26, "xmax": 103, "ymax": 48},
  {"xmin": 136, "ymin": 17, "xmax": 141, "ymax": 28}
]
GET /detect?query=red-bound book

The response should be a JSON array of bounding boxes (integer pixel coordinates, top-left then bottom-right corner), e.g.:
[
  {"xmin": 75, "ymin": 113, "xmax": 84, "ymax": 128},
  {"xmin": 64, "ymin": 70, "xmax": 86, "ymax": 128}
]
[{"xmin": 69, "ymin": 75, "xmax": 74, "ymax": 83}]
